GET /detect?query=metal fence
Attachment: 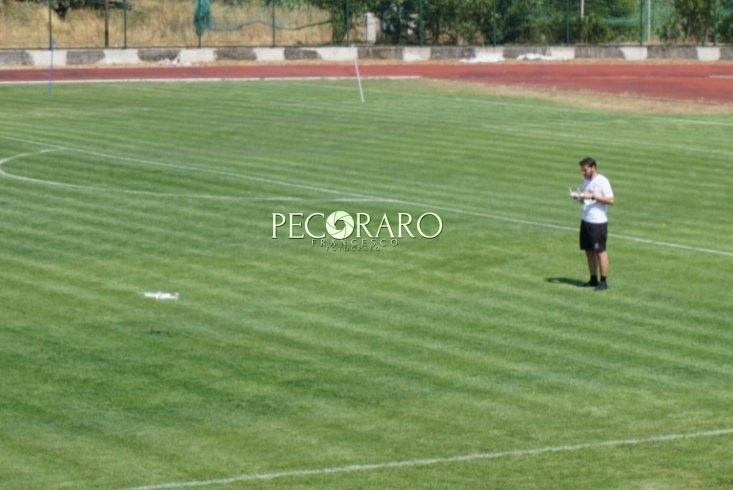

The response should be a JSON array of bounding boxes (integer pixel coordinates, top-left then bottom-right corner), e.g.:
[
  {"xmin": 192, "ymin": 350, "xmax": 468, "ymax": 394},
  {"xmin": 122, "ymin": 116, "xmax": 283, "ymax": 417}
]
[{"xmin": 0, "ymin": 0, "xmax": 730, "ymax": 50}]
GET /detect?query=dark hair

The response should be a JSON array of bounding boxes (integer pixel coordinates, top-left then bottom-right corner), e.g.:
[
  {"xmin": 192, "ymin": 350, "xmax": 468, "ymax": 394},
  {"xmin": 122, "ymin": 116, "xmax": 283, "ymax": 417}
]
[{"xmin": 579, "ymin": 157, "xmax": 596, "ymax": 167}]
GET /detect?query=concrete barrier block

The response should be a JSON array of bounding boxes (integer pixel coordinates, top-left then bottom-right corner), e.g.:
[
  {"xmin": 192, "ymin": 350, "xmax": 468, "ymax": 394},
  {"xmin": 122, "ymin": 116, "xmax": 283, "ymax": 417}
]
[
  {"xmin": 648, "ymin": 46, "xmax": 697, "ymax": 59},
  {"xmin": 29, "ymin": 49, "xmax": 68, "ymax": 67},
  {"xmin": 67, "ymin": 49, "xmax": 105, "ymax": 65},
  {"xmin": 358, "ymin": 46, "xmax": 403, "ymax": 60},
  {"xmin": 216, "ymin": 47, "xmax": 257, "ymax": 61},
  {"xmin": 720, "ymin": 46, "xmax": 733, "ymax": 60},
  {"xmin": 620, "ymin": 47, "xmax": 647, "ymax": 60},
  {"xmin": 402, "ymin": 47, "xmax": 430, "ymax": 62},
  {"xmin": 253, "ymin": 48, "xmax": 285, "ymax": 62},
  {"xmin": 460, "ymin": 47, "xmax": 504, "ymax": 63},
  {"xmin": 575, "ymin": 46, "xmax": 625, "ymax": 59},
  {"xmin": 100, "ymin": 49, "xmax": 140, "ymax": 65},
  {"xmin": 503, "ymin": 46, "xmax": 552, "ymax": 59},
  {"xmin": 284, "ymin": 47, "xmax": 319, "ymax": 60},
  {"xmin": 139, "ymin": 48, "xmax": 181, "ymax": 62},
  {"xmin": 431, "ymin": 46, "xmax": 475, "ymax": 60},
  {"xmin": 0, "ymin": 51, "xmax": 34, "ymax": 66},
  {"xmin": 314, "ymin": 47, "xmax": 357, "ymax": 61},
  {"xmin": 697, "ymin": 47, "xmax": 720, "ymax": 62},
  {"xmin": 549, "ymin": 47, "xmax": 575, "ymax": 60},
  {"xmin": 177, "ymin": 48, "xmax": 216, "ymax": 64}
]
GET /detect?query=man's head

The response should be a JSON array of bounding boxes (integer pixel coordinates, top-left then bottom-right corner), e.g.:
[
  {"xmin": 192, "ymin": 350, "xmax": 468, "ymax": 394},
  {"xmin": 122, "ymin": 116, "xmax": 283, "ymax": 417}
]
[{"xmin": 579, "ymin": 156, "xmax": 597, "ymax": 179}]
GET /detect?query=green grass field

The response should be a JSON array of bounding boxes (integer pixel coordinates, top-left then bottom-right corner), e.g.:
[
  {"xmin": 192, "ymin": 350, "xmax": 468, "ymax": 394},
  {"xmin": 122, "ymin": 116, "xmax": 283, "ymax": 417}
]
[{"xmin": 1, "ymin": 78, "xmax": 732, "ymax": 490}]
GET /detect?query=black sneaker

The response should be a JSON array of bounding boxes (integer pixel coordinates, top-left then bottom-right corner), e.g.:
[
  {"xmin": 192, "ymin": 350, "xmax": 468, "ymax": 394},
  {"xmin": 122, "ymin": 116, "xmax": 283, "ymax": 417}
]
[
  {"xmin": 594, "ymin": 282, "xmax": 608, "ymax": 291},
  {"xmin": 582, "ymin": 280, "xmax": 598, "ymax": 288}
]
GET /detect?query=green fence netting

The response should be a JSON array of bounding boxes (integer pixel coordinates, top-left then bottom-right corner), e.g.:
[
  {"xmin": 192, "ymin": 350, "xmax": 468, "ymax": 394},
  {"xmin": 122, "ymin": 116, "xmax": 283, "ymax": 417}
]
[{"xmin": 1, "ymin": 0, "xmax": 731, "ymax": 49}]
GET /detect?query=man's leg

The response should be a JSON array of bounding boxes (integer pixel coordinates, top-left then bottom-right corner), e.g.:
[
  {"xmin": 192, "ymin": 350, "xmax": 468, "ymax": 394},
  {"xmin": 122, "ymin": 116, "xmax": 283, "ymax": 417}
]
[
  {"xmin": 593, "ymin": 251, "xmax": 609, "ymax": 290},
  {"xmin": 584, "ymin": 250, "xmax": 598, "ymax": 286},
  {"xmin": 598, "ymin": 251, "xmax": 609, "ymax": 278},
  {"xmin": 586, "ymin": 250, "xmax": 598, "ymax": 277}
]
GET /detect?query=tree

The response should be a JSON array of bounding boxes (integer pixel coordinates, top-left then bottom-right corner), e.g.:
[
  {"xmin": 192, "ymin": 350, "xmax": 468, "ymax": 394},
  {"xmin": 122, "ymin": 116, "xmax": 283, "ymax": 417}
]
[
  {"xmin": 720, "ymin": 9, "xmax": 733, "ymax": 41},
  {"xmin": 672, "ymin": 0, "xmax": 714, "ymax": 43},
  {"xmin": 375, "ymin": 0, "xmax": 493, "ymax": 45},
  {"xmin": 494, "ymin": 0, "xmax": 567, "ymax": 44},
  {"xmin": 374, "ymin": 0, "xmax": 420, "ymax": 44},
  {"xmin": 421, "ymin": 0, "xmax": 494, "ymax": 45},
  {"xmin": 305, "ymin": 0, "xmax": 377, "ymax": 43}
]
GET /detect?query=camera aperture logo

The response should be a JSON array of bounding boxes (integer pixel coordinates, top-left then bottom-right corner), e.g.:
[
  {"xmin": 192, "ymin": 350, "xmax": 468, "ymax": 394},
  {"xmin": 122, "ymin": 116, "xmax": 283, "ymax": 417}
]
[
  {"xmin": 272, "ymin": 211, "xmax": 442, "ymax": 251},
  {"xmin": 325, "ymin": 211, "xmax": 354, "ymax": 240}
]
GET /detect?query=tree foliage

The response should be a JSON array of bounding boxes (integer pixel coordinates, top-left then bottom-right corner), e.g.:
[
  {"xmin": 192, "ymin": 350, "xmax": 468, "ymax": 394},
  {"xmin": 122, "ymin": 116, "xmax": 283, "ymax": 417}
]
[
  {"xmin": 369, "ymin": 0, "xmax": 639, "ymax": 45},
  {"xmin": 673, "ymin": 0, "xmax": 713, "ymax": 42},
  {"xmin": 496, "ymin": 0, "xmax": 566, "ymax": 43},
  {"xmin": 306, "ymin": 0, "xmax": 375, "ymax": 42},
  {"xmin": 421, "ymin": 0, "xmax": 493, "ymax": 44},
  {"xmin": 657, "ymin": 0, "xmax": 732, "ymax": 43},
  {"xmin": 720, "ymin": 0, "xmax": 733, "ymax": 41},
  {"xmin": 10, "ymin": 0, "xmax": 728, "ymax": 45}
]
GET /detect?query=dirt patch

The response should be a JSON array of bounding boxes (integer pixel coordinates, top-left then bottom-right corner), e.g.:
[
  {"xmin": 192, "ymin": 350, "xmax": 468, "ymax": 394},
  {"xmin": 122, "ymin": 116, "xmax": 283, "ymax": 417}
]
[
  {"xmin": 465, "ymin": 83, "xmax": 733, "ymax": 115},
  {"xmin": 400, "ymin": 77, "xmax": 733, "ymax": 115}
]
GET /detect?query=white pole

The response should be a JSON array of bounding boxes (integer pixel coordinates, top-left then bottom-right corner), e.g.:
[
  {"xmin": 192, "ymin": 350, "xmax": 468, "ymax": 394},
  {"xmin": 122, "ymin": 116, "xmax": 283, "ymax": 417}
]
[
  {"xmin": 647, "ymin": 0, "xmax": 652, "ymax": 43},
  {"xmin": 354, "ymin": 56, "xmax": 365, "ymax": 104}
]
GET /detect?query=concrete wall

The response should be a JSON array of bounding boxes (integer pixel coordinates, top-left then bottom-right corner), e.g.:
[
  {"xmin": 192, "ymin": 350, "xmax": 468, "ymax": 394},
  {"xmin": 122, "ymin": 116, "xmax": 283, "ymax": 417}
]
[{"xmin": 1, "ymin": 45, "xmax": 731, "ymax": 67}]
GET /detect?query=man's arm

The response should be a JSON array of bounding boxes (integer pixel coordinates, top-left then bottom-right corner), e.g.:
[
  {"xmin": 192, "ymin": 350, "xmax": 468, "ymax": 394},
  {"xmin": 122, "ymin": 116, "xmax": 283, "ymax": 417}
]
[{"xmin": 582, "ymin": 192, "xmax": 615, "ymax": 205}]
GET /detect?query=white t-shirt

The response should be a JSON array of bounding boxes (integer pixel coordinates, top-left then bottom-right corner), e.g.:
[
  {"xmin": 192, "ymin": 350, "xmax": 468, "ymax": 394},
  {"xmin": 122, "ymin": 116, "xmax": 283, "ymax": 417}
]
[{"xmin": 581, "ymin": 174, "xmax": 613, "ymax": 223}]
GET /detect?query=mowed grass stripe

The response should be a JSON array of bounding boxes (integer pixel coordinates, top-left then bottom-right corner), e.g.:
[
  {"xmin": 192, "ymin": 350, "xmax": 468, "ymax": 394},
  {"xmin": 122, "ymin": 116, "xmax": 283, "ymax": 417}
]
[
  {"xmin": 2, "ymin": 80, "xmax": 732, "ymax": 489},
  {"xmin": 455, "ymin": 288, "xmax": 733, "ymax": 388},
  {"xmin": 4, "ymin": 85, "xmax": 728, "ymax": 244},
  {"xmin": 315, "ymin": 251, "xmax": 732, "ymax": 391}
]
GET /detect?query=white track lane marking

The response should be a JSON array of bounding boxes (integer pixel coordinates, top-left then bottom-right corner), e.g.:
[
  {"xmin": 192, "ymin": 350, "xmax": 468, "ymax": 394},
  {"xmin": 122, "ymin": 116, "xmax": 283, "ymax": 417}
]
[
  {"xmin": 122, "ymin": 428, "xmax": 733, "ymax": 490},
  {"xmin": 2, "ymin": 136, "xmax": 732, "ymax": 257}
]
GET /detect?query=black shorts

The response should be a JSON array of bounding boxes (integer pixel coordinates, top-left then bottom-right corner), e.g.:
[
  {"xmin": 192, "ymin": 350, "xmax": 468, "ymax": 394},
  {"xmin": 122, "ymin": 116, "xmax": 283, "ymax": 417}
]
[{"xmin": 579, "ymin": 220, "xmax": 608, "ymax": 252}]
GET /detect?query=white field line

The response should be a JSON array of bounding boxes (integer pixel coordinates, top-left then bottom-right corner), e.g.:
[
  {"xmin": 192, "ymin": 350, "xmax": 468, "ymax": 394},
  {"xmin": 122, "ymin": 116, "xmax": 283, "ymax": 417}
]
[
  {"xmin": 0, "ymin": 152, "xmax": 385, "ymax": 203},
  {"xmin": 387, "ymin": 198, "xmax": 733, "ymax": 257},
  {"xmin": 122, "ymin": 428, "xmax": 733, "ymax": 490},
  {"xmin": 2, "ymin": 136, "xmax": 732, "ymax": 258},
  {"xmin": 0, "ymin": 146, "xmax": 392, "ymax": 203}
]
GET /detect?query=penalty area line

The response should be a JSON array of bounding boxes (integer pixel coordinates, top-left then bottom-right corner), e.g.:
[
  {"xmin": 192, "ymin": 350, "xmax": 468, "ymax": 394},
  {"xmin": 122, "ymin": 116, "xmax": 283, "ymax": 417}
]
[{"xmin": 122, "ymin": 428, "xmax": 733, "ymax": 490}]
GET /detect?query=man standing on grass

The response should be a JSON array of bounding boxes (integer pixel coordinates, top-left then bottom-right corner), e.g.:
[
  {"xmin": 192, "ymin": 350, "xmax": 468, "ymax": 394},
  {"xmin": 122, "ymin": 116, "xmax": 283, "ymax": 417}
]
[{"xmin": 571, "ymin": 157, "xmax": 615, "ymax": 291}]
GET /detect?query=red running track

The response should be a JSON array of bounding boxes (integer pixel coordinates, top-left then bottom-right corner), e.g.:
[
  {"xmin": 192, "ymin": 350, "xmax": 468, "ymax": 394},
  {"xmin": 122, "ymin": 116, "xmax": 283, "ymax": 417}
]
[{"xmin": 2, "ymin": 63, "xmax": 733, "ymax": 103}]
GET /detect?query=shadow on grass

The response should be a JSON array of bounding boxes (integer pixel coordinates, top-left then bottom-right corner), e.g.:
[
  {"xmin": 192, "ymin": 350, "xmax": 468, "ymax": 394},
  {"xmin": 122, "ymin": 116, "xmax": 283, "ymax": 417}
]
[{"xmin": 545, "ymin": 277, "xmax": 585, "ymax": 288}]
